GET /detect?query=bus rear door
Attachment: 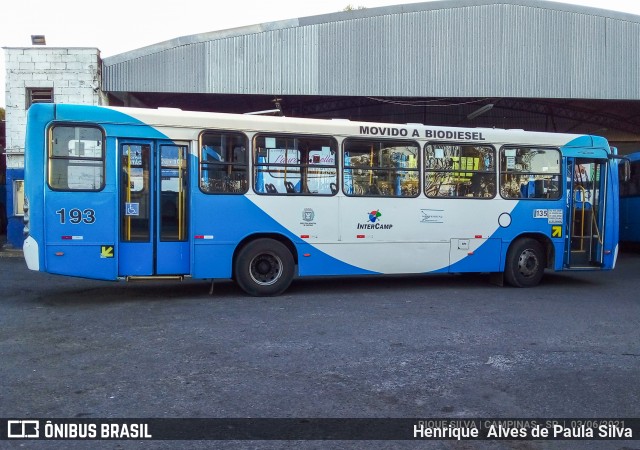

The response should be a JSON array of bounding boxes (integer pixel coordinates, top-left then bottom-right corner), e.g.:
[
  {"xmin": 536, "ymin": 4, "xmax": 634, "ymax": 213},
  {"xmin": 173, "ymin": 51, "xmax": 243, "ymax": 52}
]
[{"xmin": 119, "ymin": 140, "xmax": 190, "ymax": 277}]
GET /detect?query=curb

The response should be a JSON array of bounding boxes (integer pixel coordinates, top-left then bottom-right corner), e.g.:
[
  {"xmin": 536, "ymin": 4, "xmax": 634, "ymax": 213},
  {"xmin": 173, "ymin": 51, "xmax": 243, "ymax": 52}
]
[
  {"xmin": 0, "ymin": 236, "xmax": 23, "ymax": 258},
  {"xmin": 0, "ymin": 247, "xmax": 23, "ymax": 258}
]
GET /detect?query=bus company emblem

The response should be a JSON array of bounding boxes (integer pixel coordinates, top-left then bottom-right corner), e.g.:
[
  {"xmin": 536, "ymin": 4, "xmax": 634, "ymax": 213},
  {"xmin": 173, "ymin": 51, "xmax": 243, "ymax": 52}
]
[
  {"xmin": 357, "ymin": 210, "xmax": 393, "ymax": 230},
  {"xmin": 300, "ymin": 208, "xmax": 316, "ymax": 227},
  {"xmin": 302, "ymin": 208, "xmax": 315, "ymax": 222}
]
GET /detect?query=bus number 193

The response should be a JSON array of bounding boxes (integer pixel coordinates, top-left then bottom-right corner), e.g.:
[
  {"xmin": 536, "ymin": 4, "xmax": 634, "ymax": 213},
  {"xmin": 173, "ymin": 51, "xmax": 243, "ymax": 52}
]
[{"xmin": 56, "ymin": 208, "xmax": 96, "ymax": 225}]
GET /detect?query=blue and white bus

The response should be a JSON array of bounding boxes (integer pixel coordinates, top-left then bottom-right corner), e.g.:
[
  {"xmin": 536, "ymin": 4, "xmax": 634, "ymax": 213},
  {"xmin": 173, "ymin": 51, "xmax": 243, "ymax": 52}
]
[
  {"xmin": 23, "ymin": 104, "xmax": 622, "ymax": 295},
  {"xmin": 620, "ymin": 151, "xmax": 640, "ymax": 243}
]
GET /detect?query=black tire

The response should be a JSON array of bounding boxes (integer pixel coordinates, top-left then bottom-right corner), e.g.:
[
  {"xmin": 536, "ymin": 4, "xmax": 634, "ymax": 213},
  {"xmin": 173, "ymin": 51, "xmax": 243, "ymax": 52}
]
[
  {"xmin": 504, "ymin": 238, "xmax": 545, "ymax": 287},
  {"xmin": 234, "ymin": 239, "xmax": 294, "ymax": 296}
]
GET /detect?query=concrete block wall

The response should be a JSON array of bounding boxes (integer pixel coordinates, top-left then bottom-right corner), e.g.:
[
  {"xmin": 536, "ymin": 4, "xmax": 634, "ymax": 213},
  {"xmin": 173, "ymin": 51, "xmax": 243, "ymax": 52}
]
[
  {"xmin": 4, "ymin": 47, "xmax": 104, "ymax": 169},
  {"xmin": 3, "ymin": 47, "xmax": 105, "ymax": 247}
]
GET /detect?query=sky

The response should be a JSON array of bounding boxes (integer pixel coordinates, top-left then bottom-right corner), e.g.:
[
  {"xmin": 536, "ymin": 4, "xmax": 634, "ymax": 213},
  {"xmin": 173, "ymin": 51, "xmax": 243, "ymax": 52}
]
[{"xmin": 2, "ymin": 0, "xmax": 640, "ymax": 108}]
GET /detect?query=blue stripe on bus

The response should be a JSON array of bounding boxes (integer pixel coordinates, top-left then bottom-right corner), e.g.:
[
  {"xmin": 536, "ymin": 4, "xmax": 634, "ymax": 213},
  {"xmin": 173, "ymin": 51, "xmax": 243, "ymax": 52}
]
[{"xmin": 192, "ymin": 194, "xmax": 379, "ymax": 277}]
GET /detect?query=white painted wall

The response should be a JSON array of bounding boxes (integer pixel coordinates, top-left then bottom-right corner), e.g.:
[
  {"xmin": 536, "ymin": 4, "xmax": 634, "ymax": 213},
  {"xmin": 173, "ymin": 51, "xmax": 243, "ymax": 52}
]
[{"xmin": 3, "ymin": 47, "xmax": 105, "ymax": 169}]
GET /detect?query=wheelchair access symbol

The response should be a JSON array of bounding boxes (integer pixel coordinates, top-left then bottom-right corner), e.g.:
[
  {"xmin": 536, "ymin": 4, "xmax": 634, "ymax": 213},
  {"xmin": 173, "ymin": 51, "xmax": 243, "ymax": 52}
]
[{"xmin": 125, "ymin": 202, "xmax": 139, "ymax": 216}]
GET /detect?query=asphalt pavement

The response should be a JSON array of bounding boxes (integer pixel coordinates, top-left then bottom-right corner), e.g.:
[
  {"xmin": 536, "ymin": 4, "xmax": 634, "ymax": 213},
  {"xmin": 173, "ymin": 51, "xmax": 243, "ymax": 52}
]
[{"xmin": 1, "ymin": 238, "xmax": 639, "ymax": 450}]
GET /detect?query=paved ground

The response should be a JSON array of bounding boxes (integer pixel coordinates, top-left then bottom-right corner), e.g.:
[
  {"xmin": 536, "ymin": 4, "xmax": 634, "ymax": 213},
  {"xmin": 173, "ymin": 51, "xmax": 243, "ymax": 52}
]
[{"xmin": 1, "ymin": 239, "xmax": 639, "ymax": 449}]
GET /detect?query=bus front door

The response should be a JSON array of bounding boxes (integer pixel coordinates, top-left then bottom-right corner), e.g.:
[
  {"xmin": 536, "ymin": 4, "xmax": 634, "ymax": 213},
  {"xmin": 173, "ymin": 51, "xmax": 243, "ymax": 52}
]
[
  {"xmin": 119, "ymin": 141, "xmax": 190, "ymax": 277},
  {"xmin": 565, "ymin": 158, "xmax": 606, "ymax": 268}
]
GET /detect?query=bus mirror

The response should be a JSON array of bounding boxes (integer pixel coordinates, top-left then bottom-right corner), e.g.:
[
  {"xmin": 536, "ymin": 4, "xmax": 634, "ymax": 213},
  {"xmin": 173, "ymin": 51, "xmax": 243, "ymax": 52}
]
[{"xmin": 611, "ymin": 155, "xmax": 631, "ymax": 183}]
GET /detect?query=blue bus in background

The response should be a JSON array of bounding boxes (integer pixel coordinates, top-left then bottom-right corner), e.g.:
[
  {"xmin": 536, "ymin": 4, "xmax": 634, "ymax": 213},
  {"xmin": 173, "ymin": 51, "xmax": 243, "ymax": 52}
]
[
  {"xmin": 22, "ymin": 104, "xmax": 623, "ymax": 295},
  {"xmin": 620, "ymin": 152, "xmax": 640, "ymax": 243}
]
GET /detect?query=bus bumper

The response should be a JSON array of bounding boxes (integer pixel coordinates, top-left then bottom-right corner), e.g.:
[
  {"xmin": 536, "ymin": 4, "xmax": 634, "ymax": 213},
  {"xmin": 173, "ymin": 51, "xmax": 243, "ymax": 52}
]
[{"xmin": 23, "ymin": 236, "xmax": 40, "ymax": 271}]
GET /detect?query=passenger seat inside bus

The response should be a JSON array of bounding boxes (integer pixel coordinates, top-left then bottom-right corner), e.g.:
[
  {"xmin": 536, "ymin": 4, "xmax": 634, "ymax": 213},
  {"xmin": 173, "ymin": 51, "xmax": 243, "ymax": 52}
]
[{"xmin": 285, "ymin": 181, "xmax": 295, "ymax": 193}]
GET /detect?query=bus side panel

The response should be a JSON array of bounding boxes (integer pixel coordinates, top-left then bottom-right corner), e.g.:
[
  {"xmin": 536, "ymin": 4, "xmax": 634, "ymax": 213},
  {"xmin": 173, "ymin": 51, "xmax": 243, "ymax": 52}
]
[
  {"xmin": 620, "ymin": 196, "xmax": 640, "ymax": 242},
  {"xmin": 447, "ymin": 238, "xmax": 502, "ymax": 273},
  {"xmin": 620, "ymin": 153, "xmax": 640, "ymax": 243},
  {"xmin": 189, "ymin": 194, "xmax": 377, "ymax": 278},
  {"xmin": 192, "ymin": 243, "xmax": 234, "ymax": 279},
  {"xmin": 190, "ymin": 195, "xmax": 260, "ymax": 279},
  {"xmin": 45, "ymin": 244, "xmax": 117, "ymax": 280},
  {"xmin": 487, "ymin": 199, "xmax": 565, "ymax": 272},
  {"xmin": 44, "ymin": 191, "xmax": 117, "ymax": 280}
]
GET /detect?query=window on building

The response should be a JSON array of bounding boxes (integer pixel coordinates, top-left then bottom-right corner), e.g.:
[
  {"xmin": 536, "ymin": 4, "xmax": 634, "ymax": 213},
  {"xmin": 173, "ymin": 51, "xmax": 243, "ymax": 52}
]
[
  {"xmin": 200, "ymin": 131, "xmax": 249, "ymax": 194},
  {"xmin": 254, "ymin": 134, "xmax": 338, "ymax": 195},
  {"xmin": 425, "ymin": 144, "xmax": 496, "ymax": 198},
  {"xmin": 499, "ymin": 147, "xmax": 561, "ymax": 199},
  {"xmin": 13, "ymin": 180, "xmax": 25, "ymax": 216},
  {"xmin": 48, "ymin": 125, "xmax": 105, "ymax": 191},
  {"xmin": 26, "ymin": 87, "xmax": 54, "ymax": 109},
  {"xmin": 343, "ymin": 139, "xmax": 419, "ymax": 197}
]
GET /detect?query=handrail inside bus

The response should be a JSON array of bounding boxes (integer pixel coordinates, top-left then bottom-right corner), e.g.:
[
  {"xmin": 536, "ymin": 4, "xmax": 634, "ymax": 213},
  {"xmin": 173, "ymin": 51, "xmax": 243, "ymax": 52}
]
[
  {"xmin": 574, "ymin": 186, "xmax": 587, "ymax": 251},
  {"xmin": 126, "ymin": 145, "xmax": 132, "ymax": 241},
  {"xmin": 573, "ymin": 185, "xmax": 603, "ymax": 250}
]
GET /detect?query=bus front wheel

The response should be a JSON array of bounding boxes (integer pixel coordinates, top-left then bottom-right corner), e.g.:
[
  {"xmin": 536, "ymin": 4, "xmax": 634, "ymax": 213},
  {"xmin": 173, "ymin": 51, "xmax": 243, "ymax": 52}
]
[
  {"xmin": 504, "ymin": 238, "xmax": 545, "ymax": 287},
  {"xmin": 234, "ymin": 239, "xmax": 294, "ymax": 296}
]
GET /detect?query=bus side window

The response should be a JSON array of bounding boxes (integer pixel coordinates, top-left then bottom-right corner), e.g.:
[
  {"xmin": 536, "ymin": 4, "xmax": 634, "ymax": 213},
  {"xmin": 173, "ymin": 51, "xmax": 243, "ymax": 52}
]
[
  {"xmin": 499, "ymin": 147, "xmax": 560, "ymax": 200},
  {"xmin": 49, "ymin": 125, "xmax": 105, "ymax": 191},
  {"xmin": 200, "ymin": 131, "xmax": 249, "ymax": 194},
  {"xmin": 254, "ymin": 134, "xmax": 338, "ymax": 196},
  {"xmin": 343, "ymin": 138, "xmax": 420, "ymax": 197},
  {"xmin": 424, "ymin": 144, "xmax": 495, "ymax": 198}
]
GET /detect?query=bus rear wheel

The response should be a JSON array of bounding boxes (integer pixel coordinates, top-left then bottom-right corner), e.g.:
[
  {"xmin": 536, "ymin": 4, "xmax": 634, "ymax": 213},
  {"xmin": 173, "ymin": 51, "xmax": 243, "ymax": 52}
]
[
  {"xmin": 504, "ymin": 238, "xmax": 545, "ymax": 287},
  {"xmin": 234, "ymin": 239, "xmax": 294, "ymax": 296}
]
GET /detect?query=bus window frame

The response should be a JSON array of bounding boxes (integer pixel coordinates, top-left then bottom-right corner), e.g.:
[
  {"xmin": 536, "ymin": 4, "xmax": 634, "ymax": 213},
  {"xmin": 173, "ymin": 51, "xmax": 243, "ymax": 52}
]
[
  {"xmin": 342, "ymin": 137, "xmax": 420, "ymax": 198},
  {"xmin": 498, "ymin": 145, "xmax": 562, "ymax": 200},
  {"xmin": 424, "ymin": 142, "xmax": 497, "ymax": 199},
  {"xmin": 253, "ymin": 133, "xmax": 338, "ymax": 196},
  {"xmin": 198, "ymin": 130, "xmax": 250, "ymax": 195},
  {"xmin": 47, "ymin": 123, "xmax": 106, "ymax": 192}
]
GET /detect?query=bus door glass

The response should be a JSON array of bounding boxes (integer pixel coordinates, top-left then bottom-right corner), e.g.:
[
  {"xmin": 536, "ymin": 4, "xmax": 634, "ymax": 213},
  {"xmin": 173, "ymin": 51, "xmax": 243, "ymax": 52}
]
[
  {"xmin": 566, "ymin": 158, "xmax": 607, "ymax": 268},
  {"xmin": 119, "ymin": 141, "xmax": 189, "ymax": 276},
  {"xmin": 157, "ymin": 143, "xmax": 189, "ymax": 274}
]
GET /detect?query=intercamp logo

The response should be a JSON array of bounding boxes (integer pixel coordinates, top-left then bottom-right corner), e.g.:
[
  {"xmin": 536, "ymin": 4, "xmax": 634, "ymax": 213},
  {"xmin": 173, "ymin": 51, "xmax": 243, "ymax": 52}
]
[{"xmin": 356, "ymin": 209, "xmax": 393, "ymax": 230}]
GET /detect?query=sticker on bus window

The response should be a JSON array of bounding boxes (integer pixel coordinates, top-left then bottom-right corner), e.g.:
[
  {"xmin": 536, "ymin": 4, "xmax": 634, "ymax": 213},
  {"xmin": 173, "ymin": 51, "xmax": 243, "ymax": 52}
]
[
  {"xmin": 125, "ymin": 203, "xmax": 139, "ymax": 216},
  {"xmin": 547, "ymin": 209, "xmax": 563, "ymax": 224}
]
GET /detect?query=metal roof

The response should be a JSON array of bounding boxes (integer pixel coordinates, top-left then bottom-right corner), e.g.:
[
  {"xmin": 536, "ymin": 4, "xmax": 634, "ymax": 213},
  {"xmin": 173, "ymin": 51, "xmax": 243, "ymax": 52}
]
[{"xmin": 102, "ymin": 0, "xmax": 640, "ymax": 100}]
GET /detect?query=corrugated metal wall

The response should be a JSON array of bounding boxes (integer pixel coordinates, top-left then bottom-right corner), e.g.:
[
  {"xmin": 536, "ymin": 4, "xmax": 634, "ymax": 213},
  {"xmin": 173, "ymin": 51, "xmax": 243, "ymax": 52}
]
[{"xmin": 102, "ymin": 1, "xmax": 640, "ymax": 99}]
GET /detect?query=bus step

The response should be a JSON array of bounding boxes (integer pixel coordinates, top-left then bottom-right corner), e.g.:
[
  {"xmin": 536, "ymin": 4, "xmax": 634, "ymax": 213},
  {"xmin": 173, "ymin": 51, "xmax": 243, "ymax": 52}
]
[
  {"xmin": 569, "ymin": 251, "xmax": 590, "ymax": 266},
  {"xmin": 566, "ymin": 266, "xmax": 601, "ymax": 271},
  {"xmin": 126, "ymin": 275, "xmax": 184, "ymax": 282}
]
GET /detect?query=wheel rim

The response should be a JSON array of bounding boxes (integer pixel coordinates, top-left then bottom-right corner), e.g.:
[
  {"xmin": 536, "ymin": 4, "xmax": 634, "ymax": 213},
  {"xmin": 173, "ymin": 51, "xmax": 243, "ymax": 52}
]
[
  {"xmin": 249, "ymin": 252, "xmax": 283, "ymax": 286},
  {"xmin": 517, "ymin": 248, "xmax": 539, "ymax": 278}
]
